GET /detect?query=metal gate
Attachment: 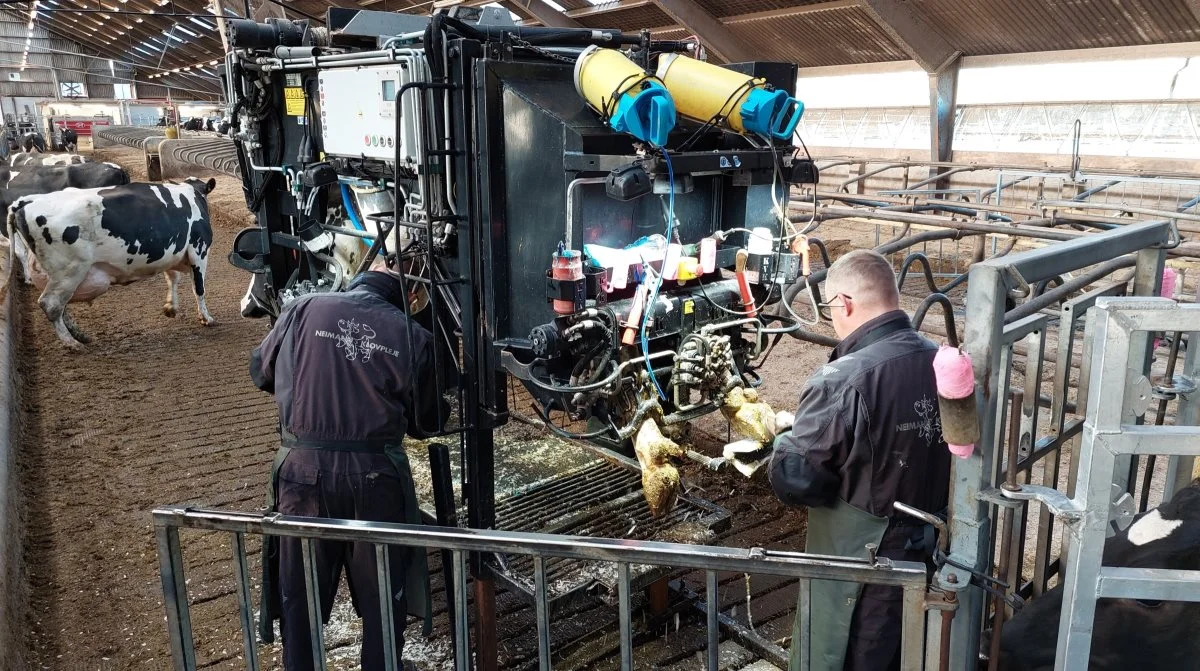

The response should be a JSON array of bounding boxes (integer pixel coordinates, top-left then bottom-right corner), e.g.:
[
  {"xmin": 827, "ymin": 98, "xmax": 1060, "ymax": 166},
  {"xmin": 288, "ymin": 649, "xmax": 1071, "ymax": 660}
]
[
  {"xmin": 153, "ymin": 507, "xmax": 929, "ymax": 671},
  {"xmin": 1049, "ymin": 297, "xmax": 1200, "ymax": 670},
  {"xmin": 947, "ymin": 220, "xmax": 1177, "ymax": 668}
]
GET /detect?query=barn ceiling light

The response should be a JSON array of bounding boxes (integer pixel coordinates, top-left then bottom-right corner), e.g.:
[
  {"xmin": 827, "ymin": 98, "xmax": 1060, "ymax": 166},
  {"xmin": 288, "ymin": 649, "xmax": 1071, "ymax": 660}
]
[{"xmin": 134, "ymin": 17, "xmax": 143, "ymax": 22}]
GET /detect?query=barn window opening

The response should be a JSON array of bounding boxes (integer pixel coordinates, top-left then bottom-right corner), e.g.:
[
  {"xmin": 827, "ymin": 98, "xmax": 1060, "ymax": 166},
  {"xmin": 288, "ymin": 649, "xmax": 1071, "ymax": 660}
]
[{"xmin": 60, "ymin": 81, "xmax": 86, "ymax": 98}]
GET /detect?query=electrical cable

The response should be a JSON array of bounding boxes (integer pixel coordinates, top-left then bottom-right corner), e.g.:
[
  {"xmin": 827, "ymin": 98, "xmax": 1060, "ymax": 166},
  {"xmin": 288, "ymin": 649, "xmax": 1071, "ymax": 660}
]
[{"xmin": 640, "ymin": 147, "xmax": 675, "ymax": 400}]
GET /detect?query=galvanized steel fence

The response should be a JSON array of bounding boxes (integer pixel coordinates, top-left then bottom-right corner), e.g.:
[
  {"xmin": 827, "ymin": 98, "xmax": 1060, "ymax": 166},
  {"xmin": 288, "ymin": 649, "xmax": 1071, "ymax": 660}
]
[{"xmin": 152, "ymin": 507, "xmax": 930, "ymax": 671}]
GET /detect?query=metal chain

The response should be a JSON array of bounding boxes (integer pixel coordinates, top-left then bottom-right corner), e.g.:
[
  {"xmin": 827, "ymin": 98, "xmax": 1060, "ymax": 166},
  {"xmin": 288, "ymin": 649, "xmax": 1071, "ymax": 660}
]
[{"xmin": 510, "ymin": 38, "xmax": 577, "ymax": 65}]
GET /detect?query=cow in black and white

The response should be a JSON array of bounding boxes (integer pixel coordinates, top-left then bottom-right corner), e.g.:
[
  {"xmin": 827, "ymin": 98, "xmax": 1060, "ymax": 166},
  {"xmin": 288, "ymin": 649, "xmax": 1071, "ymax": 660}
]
[
  {"xmin": 1, "ymin": 161, "xmax": 129, "ymax": 282},
  {"xmin": 11, "ymin": 151, "xmax": 90, "ymax": 167},
  {"xmin": 998, "ymin": 480, "xmax": 1200, "ymax": 670},
  {"xmin": 60, "ymin": 128, "xmax": 78, "ymax": 152},
  {"xmin": 21, "ymin": 132, "xmax": 46, "ymax": 153},
  {"xmin": 3, "ymin": 178, "xmax": 218, "ymax": 350}
]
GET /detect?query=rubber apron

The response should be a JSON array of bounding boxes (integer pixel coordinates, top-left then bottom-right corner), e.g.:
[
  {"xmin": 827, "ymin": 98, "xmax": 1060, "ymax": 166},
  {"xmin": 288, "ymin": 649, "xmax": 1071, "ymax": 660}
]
[
  {"xmin": 788, "ymin": 316, "xmax": 911, "ymax": 671},
  {"xmin": 789, "ymin": 500, "xmax": 889, "ymax": 671},
  {"xmin": 257, "ymin": 442, "xmax": 432, "ymax": 643}
]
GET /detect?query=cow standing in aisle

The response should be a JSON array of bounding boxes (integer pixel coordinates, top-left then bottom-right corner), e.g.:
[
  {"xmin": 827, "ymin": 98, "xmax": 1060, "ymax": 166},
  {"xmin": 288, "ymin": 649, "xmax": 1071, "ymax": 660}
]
[
  {"xmin": 3, "ymin": 178, "xmax": 219, "ymax": 350},
  {"xmin": 998, "ymin": 479, "xmax": 1200, "ymax": 670},
  {"xmin": 2, "ymin": 161, "xmax": 129, "ymax": 282}
]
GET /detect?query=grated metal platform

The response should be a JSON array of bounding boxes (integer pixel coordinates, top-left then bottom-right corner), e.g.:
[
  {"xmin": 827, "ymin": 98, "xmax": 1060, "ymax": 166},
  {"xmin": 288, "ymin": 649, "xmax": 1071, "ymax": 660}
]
[{"xmin": 491, "ymin": 459, "xmax": 731, "ymax": 614}]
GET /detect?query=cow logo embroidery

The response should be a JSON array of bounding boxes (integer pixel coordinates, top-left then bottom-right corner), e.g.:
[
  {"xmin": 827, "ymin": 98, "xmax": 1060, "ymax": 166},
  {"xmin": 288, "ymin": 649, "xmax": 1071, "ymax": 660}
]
[
  {"xmin": 334, "ymin": 319, "xmax": 377, "ymax": 362},
  {"xmin": 897, "ymin": 395, "xmax": 942, "ymax": 443},
  {"xmin": 314, "ymin": 320, "xmax": 401, "ymax": 361}
]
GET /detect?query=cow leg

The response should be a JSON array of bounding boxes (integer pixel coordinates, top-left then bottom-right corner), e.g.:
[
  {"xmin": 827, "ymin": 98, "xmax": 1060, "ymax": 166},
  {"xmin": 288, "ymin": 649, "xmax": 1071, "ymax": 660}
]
[
  {"xmin": 190, "ymin": 263, "xmax": 217, "ymax": 326},
  {"xmin": 37, "ymin": 271, "xmax": 90, "ymax": 351},
  {"xmin": 162, "ymin": 270, "xmax": 180, "ymax": 318}
]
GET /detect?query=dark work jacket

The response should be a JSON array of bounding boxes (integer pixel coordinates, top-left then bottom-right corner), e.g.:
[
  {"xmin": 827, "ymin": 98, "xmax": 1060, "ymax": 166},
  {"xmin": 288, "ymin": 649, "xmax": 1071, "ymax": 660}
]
[
  {"xmin": 769, "ymin": 310, "xmax": 951, "ymax": 523},
  {"xmin": 249, "ymin": 274, "xmax": 446, "ymax": 643},
  {"xmin": 249, "ymin": 277, "xmax": 444, "ymax": 447}
]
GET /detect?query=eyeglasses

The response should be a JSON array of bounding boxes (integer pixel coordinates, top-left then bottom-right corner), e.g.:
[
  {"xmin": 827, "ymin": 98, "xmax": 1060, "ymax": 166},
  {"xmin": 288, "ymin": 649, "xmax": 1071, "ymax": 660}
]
[{"xmin": 817, "ymin": 293, "xmax": 851, "ymax": 310}]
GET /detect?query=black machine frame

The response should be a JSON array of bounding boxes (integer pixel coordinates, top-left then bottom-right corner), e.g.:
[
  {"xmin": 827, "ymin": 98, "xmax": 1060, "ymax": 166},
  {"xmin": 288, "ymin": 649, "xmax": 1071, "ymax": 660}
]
[{"xmin": 225, "ymin": 9, "xmax": 815, "ymax": 646}]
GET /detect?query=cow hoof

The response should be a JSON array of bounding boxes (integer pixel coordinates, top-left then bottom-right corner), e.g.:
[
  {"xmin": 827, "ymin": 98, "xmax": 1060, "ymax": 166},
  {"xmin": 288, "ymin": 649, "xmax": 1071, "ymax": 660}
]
[
  {"xmin": 163, "ymin": 305, "xmax": 177, "ymax": 318},
  {"xmin": 74, "ymin": 332, "xmax": 93, "ymax": 345},
  {"xmin": 201, "ymin": 317, "xmax": 218, "ymax": 327},
  {"xmin": 64, "ymin": 341, "xmax": 87, "ymax": 353}
]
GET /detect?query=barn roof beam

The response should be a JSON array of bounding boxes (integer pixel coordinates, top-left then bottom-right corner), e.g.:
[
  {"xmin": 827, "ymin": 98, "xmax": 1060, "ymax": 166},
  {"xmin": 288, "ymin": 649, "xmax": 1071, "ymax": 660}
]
[
  {"xmin": 857, "ymin": 0, "xmax": 959, "ymax": 73},
  {"xmin": 502, "ymin": 0, "xmax": 583, "ymax": 28},
  {"xmin": 649, "ymin": 0, "xmax": 754, "ymax": 62}
]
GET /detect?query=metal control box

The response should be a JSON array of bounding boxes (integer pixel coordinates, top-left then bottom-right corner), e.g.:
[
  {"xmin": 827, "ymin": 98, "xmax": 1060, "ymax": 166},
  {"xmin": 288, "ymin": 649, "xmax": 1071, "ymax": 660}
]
[{"xmin": 317, "ymin": 60, "xmax": 428, "ymax": 164}]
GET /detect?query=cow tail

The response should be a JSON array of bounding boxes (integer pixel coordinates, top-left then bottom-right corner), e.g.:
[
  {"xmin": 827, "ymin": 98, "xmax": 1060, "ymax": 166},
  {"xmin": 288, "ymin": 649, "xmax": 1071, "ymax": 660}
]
[{"xmin": 4, "ymin": 200, "xmax": 28, "ymax": 239}]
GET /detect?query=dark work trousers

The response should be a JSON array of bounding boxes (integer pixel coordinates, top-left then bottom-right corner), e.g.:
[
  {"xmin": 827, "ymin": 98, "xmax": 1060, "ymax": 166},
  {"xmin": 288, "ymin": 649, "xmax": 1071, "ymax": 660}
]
[
  {"xmin": 277, "ymin": 448, "xmax": 412, "ymax": 671},
  {"xmin": 844, "ymin": 524, "xmax": 930, "ymax": 671}
]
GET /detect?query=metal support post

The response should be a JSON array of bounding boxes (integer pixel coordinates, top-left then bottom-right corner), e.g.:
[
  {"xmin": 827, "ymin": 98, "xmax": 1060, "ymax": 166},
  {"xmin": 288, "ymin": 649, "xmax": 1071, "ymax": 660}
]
[
  {"xmin": 474, "ymin": 578, "xmax": 498, "ymax": 671},
  {"xmin": 940, "ymin": 262, "xmax": 1005, "ymax": 668},
  {"xmin": 1164, "ymin": 290, "xmax": 1200, "ymax": 499},
  {"xmin": 928, "ymin": 58, "xmax": 960, "ymax": 189},
  {"xmin": 156, "ymin": 524, "xmax": 196, "ymax": 671}
]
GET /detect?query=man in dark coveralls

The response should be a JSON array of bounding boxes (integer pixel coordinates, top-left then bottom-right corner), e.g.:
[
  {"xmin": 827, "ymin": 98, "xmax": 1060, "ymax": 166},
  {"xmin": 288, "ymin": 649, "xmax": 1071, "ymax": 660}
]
[
  {"xmin": 250, "ymin": 258, "xmax": 445, "ymax": 670},
  {"xmin": 769, "ymin": 250, "xmax": 951, "ymax": 671}
]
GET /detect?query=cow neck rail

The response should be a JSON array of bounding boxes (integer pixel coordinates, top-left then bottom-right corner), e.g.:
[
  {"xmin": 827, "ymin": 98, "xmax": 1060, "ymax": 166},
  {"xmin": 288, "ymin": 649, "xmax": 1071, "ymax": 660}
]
[{"xmin": 152, "ymin": 507, "xmax": 930, "ymax": 671}]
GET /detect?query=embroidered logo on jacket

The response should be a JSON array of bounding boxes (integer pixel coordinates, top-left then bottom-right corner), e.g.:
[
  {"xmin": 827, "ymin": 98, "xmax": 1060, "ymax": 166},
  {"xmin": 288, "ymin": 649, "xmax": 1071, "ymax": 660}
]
[
  {"xmin": 896, "ymin": 395, "xmax": 942, "ymax": 443},
  {"xmin": 313, "ymin": 318, "xmax": 400, "ymax": 362}
]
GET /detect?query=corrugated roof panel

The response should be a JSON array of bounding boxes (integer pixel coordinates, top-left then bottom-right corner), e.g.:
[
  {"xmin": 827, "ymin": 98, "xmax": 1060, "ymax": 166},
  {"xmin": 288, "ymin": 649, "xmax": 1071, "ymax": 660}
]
[
  {"xmin": 726, "ymin": 6, "xmax": 907, "ymax": 67},
  {"xmin": 694, "ymin": 0, "xmax": 833, "ymax": 19},
  {"xmin": 912, "ymin": 0, "xmax": 1200, "ymax": 55}
]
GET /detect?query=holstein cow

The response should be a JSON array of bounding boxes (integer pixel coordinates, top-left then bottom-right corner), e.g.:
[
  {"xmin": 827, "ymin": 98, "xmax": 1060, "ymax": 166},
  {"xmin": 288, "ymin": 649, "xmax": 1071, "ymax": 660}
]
[
  {"xmin": 11, "ymin": 152, "xmax": 90, "ymax": 167},
  {"xmin": 60, "ymin": 128, "xmax": 78, "ymax": 152},
  {"xmin": 1, "ymin": 161, "xmax": 129, "ymax": 282},
  {"xmin": 3, "ymin": 178, "xmax": 218, "ymax": 350},
  {"xmin": 21, "ymin": 132, "xmax": 46, "ymax": 153},
  {"xmin": 998, "ymin": 480, "xmax": 1200, "ymax": 670}
]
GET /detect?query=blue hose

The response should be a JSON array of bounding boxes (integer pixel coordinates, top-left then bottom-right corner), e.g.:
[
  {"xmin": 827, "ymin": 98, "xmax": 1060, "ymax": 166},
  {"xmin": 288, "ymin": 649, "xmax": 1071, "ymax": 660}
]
[{"xmin": 341, "ymin": 183, "xmax": 374, "ymax": 245}]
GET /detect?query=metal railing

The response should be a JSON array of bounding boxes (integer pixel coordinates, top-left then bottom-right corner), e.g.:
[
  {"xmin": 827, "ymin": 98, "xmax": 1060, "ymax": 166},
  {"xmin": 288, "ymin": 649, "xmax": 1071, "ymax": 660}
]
[
  {"xmin": 1049, "ymin": 298, "xmax": 1200, "ymax": 670},
  {"xmin": 153, "ymin": 507, "xmax": 930, "ymax": 671}
]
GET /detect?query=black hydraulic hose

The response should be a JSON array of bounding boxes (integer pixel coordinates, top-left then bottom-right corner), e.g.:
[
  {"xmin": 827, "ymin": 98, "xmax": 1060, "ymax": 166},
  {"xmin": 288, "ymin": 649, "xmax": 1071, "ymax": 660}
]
[
  {"xmin": 530, "ymin": 400, "xmax": 617, "ymax": 440},
  {"xmin": 442, "ymin": 16, "xmax": 639, "ymax": 46}
]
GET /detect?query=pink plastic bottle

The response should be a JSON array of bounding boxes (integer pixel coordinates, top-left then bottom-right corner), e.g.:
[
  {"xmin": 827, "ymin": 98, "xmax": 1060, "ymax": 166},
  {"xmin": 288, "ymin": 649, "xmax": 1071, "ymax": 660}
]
[{"xmin": 700, "ymin": 237, "xmax": 716, "ymax": 274}]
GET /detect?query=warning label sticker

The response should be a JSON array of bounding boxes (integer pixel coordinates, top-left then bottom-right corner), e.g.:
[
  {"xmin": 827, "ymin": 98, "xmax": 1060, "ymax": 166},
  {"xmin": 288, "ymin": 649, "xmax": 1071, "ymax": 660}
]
[{"xmin": 284, "ymin": 87, "xmax": 306, "ymax": 116}]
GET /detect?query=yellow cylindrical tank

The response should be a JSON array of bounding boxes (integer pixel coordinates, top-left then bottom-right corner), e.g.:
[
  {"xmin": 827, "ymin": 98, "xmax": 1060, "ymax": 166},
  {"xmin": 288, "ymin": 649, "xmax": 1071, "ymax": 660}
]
[
  {"xmin": 655, "ymin": 53, "xmax": 803, "ymax": 140},
  {"xmin": 574, "ymin": 45, "xmax": 676, "ymax": 147},
  {"xmin": 164, "ymin": 126, "xmax": 179, "ymax": 139}
]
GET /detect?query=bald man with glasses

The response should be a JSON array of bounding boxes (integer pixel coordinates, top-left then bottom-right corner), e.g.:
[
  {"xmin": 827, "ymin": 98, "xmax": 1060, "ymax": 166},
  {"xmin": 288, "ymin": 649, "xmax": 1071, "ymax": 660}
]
[{"xmin": 769, "ymin": 249, "xmax": 951, "ymax": 671}]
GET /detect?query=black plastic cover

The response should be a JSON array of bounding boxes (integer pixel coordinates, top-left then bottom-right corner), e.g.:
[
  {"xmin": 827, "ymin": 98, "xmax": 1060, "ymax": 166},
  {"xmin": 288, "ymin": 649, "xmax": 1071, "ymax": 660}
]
[
  {"xmin": 300, "ymin": 162, "xmax": 339, "ymax": 188},
  {"xmin": 788, "ymin": 159, "xmax": 820, "ymax": 185},
  {"xmin": 605, "ymin": 163, "xmax": 653, "ymax": 201}
]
